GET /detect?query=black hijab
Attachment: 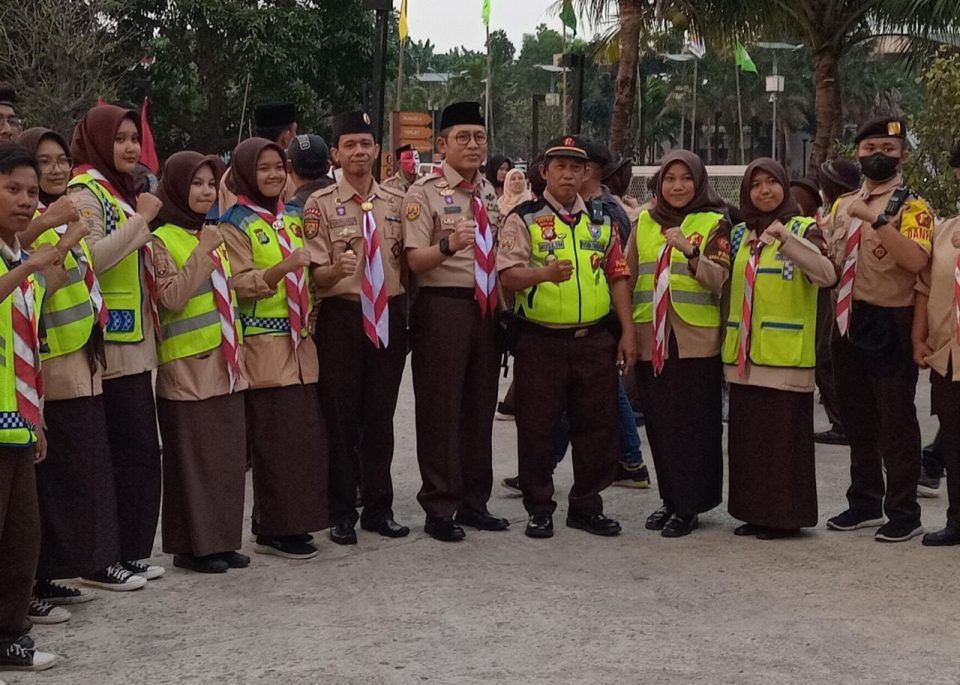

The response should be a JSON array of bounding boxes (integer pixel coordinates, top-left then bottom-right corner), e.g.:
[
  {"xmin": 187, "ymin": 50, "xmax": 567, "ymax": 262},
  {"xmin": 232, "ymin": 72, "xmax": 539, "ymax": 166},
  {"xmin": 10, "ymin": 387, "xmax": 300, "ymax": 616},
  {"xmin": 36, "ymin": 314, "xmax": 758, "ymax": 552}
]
[{"xmin": 740, "ymin": 158, "xmax": 801, "ymax": 234}]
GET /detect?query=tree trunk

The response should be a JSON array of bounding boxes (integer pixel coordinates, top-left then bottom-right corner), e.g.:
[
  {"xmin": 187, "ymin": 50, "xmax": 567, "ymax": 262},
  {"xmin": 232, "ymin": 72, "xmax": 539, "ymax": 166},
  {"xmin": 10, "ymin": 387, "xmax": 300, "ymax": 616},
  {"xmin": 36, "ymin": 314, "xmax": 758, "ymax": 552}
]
[
  {"xmin": 609, "ymin": 0, "xmax": 643, "ymax": 154},
  {"xmin": 808, "ymin": 46, "xmax": 843, "ymax": 179}
]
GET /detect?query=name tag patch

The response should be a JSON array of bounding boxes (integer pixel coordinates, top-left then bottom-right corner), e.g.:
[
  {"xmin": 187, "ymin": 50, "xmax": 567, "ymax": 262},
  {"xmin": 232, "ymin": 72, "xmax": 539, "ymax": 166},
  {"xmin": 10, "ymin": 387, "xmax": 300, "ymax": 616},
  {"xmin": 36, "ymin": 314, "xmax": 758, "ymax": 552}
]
[
  {"xmin": 579, "ymin": 240, "xmax": 605, "ymax": 251},
  {"xmin": 538, "ymin": 239, "xmax": 565, "ymax": 251}
]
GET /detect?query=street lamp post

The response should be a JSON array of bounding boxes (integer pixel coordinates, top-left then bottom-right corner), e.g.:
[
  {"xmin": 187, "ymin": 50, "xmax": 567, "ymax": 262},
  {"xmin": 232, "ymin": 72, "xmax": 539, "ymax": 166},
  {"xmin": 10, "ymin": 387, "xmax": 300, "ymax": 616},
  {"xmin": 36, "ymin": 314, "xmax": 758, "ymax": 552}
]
[{"xmin": 758, "ymin": 42, "xmax": 801, "ymax": 163}]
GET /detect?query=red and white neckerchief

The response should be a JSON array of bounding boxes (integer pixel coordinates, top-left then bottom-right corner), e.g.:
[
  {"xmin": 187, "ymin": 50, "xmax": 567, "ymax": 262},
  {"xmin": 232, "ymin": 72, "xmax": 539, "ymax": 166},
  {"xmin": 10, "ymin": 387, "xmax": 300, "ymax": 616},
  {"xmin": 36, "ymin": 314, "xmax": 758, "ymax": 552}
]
[
  {"xmin": 835, "ymin": 217, "xmax": 863, "ymax": 337},
  {"xmin": 353, "ymin": 193, "xmax": 389, "ymax": 348},
  {"xmin": 207, "ymin": 244, "xmax": 241, "ymax": 392},
  {"xmin": 651, "ymin": 239, "xmax": 673, "ymax": 376},
  {"xmin": 237, "ymin": 196, "xmax": 309, "ymax": 348},
  {"xmin": 737, "ymin": 240, "xmax": 762, "ymax": 377},
  {"xmin": 1, "ymin": 243, "xmax": 43, "ymax": 428},
  {"xmin": 37, "ymin": 201, "xmax": 109, "ymax": 329},
  {"xmin": 75, "ymin": 166, "xmax": 160, "ymax": 336},
  {"xmin": 456, "ymin": 180, "xmax": 498, "ymax": 317}
]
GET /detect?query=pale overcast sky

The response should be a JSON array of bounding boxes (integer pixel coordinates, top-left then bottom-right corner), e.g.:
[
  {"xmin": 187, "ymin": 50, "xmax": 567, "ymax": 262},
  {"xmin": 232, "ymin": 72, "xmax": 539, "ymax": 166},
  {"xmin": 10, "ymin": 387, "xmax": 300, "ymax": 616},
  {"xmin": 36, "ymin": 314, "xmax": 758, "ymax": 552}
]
[{"xmin": 398, "ymin": 0, "xmax": 585, "ymax": 54}]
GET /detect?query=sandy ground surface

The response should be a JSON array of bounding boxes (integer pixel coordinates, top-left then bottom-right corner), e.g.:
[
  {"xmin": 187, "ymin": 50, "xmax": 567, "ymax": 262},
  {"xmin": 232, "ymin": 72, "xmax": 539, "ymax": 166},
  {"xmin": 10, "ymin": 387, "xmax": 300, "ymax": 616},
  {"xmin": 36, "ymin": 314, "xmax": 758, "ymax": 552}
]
[{"xmin": 6, "ymin": 370, "xmax": 960, "ymax": 685}]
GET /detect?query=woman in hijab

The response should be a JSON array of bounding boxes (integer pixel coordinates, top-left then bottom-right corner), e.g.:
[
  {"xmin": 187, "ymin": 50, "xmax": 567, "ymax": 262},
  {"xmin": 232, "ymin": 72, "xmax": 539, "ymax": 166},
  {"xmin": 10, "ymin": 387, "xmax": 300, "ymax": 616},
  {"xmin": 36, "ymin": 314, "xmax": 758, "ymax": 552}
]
[
  {"xmin": 626, "ymin": 150, "xmax": 731, "ymax": 538},
  {"xmin": 497, "ymin": 167, "xmax": 532, "ymax": 216},
  {"xmin": 151, "ymin": 152, "xmax": 249, "ymax": 573},
  {"xmin": 68, "ymin": 104, "xmax": 165, "ymax": 590},
  {"xmin": 723, "ymin": 158, "xmax": 836, "ymax": 539},
  {"xmin": 485, "ymin": 155, "xmax": 512, "ymax": 197},
  {"xmin": 17, "ymin": 128, "xmax": 112, "ymax": 619},
  {"xmin": 220, "ymin": 137, "xmax": 327, "ymax": 560}
]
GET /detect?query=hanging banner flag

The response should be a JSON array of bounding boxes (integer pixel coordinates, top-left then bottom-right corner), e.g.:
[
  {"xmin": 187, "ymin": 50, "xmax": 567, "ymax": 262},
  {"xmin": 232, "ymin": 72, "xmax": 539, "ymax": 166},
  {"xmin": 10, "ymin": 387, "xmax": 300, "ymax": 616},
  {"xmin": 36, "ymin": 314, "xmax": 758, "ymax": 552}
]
[
  {"xmin": 481, "ymin": 0, "xmax": 490, "ymax": 27},
  {"xmin": 736, "ymin": 41, "xmax": 758, "ymax": 74},
  {"xmin": 559, "ymin": 0, "xmax": 577, "ymax": 35},
  {"xmin": 400, "ymin": 0, "xmax": 409, "ymax": 42},
  {"xmin": 685, "ymin": 30, "xmax": 706, "ymax": 59}
]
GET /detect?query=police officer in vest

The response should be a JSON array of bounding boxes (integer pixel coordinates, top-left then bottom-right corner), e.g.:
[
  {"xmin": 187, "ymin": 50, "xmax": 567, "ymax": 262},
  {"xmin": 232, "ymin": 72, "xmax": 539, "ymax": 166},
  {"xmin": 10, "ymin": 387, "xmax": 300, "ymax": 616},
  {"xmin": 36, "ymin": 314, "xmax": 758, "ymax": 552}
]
[{"xmin": 497, "ymin": 136, "xmax": 637, "ymax": 538}]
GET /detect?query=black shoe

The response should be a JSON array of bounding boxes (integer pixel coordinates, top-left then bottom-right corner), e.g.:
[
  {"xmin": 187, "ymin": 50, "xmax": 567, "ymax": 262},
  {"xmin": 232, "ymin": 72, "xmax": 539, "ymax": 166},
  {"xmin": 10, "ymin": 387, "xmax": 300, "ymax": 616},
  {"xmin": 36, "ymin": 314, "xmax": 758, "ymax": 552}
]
[
  {"xmin": 217, "ymin": 551, "xmax": 251, "ymax": 568},
  {"xmin": 254, "ymin": 536, "xmax": 319, "ymax": 559},
  {"xmin": 34, "ymin": 579, "xmax": 95, "ymax": 605},
  {"xmin": 501, "ymin": 476, "xmax": 522, "ymax": 494},
  {"xmin": 495, "ymin": 402, "xmax": 514, "ymax": 421},
  {"xmin": 525, "ymin": 513, "xmax": 554, "ymax": 538},
  {"xmin": 611, "ymin": 463, "xmax": 651, "ymax": 489},
  {"xmin": 756, "ymin": 527, "xmax": 800, "ymax": 540},
  {"xmin": 826, "ymin": 509, "xmax": 884, "ymax": 531},
  {"xmin": 645, "ymin": 506, "xmax": 673, "ymax": 531},
  {"xmin": 289, "ymin": 533, "xmax": 314, "ymax": 544},
  {"xmin": 875, "ymin": 519, "xmax": 923, "ymax": 543},
  {"xmin": 424, "ymin": 516, "xmax": 466, "ymax": 542},
  {"xmin": 173, "ymin": 553, "xmax": 229, "ymax": 574},
  {"xmin": 922, "ymin": 524, "xmax": 960, "ymax": 546},
  {"xmin": 329, "ymin": 521, "xmax": 358, "ymax": 545},
  {"xmin": 361, "ymin": 518, "xmax": 410, "ymax": 538},
  {"xmin": 661, "ymin": 514, "xmax": 698, "ymax": 538},
  {"xmin": 918, "ymin": 472, "xmax": 942, "ymax": 498},
  {"xmin": 813, "ymin": 427, "xmax": 849, "ymax": 445},
  {"xmin": 566, "ymin": 510, "xmax": 621, "ymax": 536},
  {"xmin": 734, "ymin": 522, "xmax": 763, "ymax": 537},
  {"xmin": 0, "ymin": 634, "xmax": 58, "ymax": 671},
  {"xmin": 454, "ymin": 508, "xmax": 510, "ymax": 531}
]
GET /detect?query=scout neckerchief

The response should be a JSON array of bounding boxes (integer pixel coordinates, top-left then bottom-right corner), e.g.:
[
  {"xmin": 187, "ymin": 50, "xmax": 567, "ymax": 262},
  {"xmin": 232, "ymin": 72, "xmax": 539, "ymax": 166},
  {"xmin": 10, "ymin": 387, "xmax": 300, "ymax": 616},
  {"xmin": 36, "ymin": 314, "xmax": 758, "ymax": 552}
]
[
  {"xmin": 651, "ymin": 234, "xmax": 672, "ymax": 376},
  {"xmin": 835, "ymin": 217, "xmax": 862, "ymax": 337},
  {"xmin": 0, "ymin": 241, "xmax": 43, "ymax": 428},
  {"xmin": 204, "ymin": 202, "xmax": 240, "ymax": 391},
  {"xmin": 351, "ymin": 192, "xmax": 389, "ymax": 348},
  {"xmin": 737, "ymin": 239, "xmax": 762, "ymax": 377},
  {"xmin": 74, "ymin": 165, "xmax": 161, "ymax": 337},
  {"xmin": 454, "ymin": 178, "xmax": 498, "ymax": 317},
  {"xmin": 37, "ymin": 200, "xmax": 109, "ymax": 329},
  {"xmin": 236, "ymin": 195, "xmax": 309, "ymax": 348}
]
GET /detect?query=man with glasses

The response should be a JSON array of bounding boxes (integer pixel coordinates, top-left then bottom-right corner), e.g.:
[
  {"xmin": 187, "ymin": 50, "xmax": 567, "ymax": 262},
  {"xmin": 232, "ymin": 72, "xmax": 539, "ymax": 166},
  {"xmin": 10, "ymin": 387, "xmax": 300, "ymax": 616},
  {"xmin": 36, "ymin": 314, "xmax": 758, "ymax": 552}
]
[
  {"xmin": 402, "ymin": 101, "xmax": 509, "ymax": 542},
  {"xmin": 0, "ymin": 83, "xmax": 21, "ymax": 143}
]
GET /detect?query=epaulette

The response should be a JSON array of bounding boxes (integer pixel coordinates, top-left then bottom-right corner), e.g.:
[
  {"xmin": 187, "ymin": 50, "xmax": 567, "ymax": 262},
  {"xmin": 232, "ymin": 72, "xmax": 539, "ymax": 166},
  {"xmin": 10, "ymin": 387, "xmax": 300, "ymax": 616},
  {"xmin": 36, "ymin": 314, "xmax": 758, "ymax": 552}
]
[
  {"xmin": 412, "ymin": 172, "xmax": 442, "ymax": 188},
  {"xmin": 379, "ymin": 183, "xmax": 406, "ymax": 200}
]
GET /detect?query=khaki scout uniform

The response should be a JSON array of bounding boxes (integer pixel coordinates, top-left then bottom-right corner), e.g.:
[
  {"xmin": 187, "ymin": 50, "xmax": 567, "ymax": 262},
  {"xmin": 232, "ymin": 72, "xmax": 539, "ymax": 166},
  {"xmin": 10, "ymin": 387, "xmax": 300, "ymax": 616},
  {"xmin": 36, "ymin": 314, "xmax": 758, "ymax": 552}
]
[
  {"xmin": 402, "ymin": 160, "xmax": 503, "ymax": 520},
  {"xmin": 827, "ymin": 174, "xmax": 933, "ymax": 527},
  {"xmin": 303, "ymin": 177, "xmax": 408, "ymax": 529}
]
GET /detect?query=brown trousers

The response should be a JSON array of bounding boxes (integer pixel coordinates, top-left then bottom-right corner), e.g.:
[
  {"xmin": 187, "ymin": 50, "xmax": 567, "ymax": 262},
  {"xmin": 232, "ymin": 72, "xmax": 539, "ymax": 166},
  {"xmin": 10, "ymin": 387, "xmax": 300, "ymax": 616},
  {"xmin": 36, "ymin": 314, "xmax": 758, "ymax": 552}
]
[
  {"xmin": 0, "ymin": 446, "xmax": 39, "ymax": 644},
  {"xmin": 410, "ymin": 289, "xmax": 498, "ymax": 519},
  {"xmin": 832, "ymin": 320, "xmax": 921, "ymax": 525},
  {"xmin": 316, "ymin": 297, "xmax": 407, "ymax": 527},
  {"xmin": 514, "ymin": 326, "xmax": 619, "ymax": 516}
]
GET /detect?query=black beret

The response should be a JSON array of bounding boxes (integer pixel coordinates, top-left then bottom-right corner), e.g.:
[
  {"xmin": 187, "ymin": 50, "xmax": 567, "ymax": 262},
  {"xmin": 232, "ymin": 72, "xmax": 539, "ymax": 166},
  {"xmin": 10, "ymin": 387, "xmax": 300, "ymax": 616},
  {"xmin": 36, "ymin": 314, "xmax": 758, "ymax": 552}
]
[
  {"xmin": 254, "ymin": 102, "xmax": 297, "ymax": 129},
  {"xmin": 331, "ymin": 111, "xmax": 375, "ymax": 145},
  {"xmin": 439, "ymin": 101, "xmax": 484, "ymax": 130},
  {"xmin": 819, "ymin": 159, "xmax": 861, "ymax": 193},
  {"xmin": 854, "ymin": 116, "xmax": 907, "ymax": 144},
  {"xmin": 286, "ymin": 134, "xmax": 330, "ymax": 178},
  {"xmin": 543, "ymin": 135, "xmax": 589, "ymax": 161},
  {"xmin": 0, "ymin": 81, "xmax": 15, "ymax": 107}
]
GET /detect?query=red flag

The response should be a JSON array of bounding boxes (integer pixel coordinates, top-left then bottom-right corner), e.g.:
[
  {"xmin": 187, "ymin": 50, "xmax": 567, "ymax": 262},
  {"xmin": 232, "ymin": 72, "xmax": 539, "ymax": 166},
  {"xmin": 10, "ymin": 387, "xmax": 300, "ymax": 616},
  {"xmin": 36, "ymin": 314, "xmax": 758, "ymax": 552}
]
[{"xmin": 139, "ymin": 97, "xmax": 159, "ymax": 173}]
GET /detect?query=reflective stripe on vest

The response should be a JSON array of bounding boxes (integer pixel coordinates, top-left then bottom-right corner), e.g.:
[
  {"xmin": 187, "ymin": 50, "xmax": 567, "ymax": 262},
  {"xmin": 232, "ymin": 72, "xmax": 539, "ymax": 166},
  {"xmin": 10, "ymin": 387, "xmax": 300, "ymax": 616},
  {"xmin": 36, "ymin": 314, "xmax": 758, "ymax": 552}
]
[
  {"xmin": 68, "ymin": 173, "xmax": 144, "ymax": 344},
  {"xmin": 0, "ymin": 258, "xmax": 43, "ymax": 446},
  {"xmin": 632, "ymin": 210, "xmax": 723, "ymax": 327},
  {"xmin": 153, "ymin": 224, "xmax": 242, "ymax": 365},
  {"xmin": 223, "ymin": 206, "xmax": 313, "ymax": 338},
  {"xmin": 721, "ymin": 216, "xmax": 819, "ymax": 369},
  {"xmin": 33, "ymin": 227, "xmax": 96, "ymax": 359},
  {"xmin": 514, "ymin": 205, "xmax": 613, "ymax": 325}
]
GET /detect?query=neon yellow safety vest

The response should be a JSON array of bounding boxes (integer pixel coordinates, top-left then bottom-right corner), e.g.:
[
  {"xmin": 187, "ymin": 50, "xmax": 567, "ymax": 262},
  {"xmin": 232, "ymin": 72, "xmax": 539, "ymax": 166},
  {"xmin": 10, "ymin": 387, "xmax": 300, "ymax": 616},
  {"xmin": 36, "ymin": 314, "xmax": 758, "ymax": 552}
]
[
  {"xmin": 0, "ymin": 256, "xmax": 45, "ymax": 446},
  {"xmin": 68, "ymin": 172, "xmax": 144, "ymax": 344},
  {"xmin": 721, "ymin": 217, "xmax": 819, "ymax": 368},
  {"xmin": 514, "ymin": 202, "xmax": 615, "ymax": 325},
  {"xmin": 632, "ymin": 210, "xmax": 724, "ymax": 327},
  {"xmin": 221, "ymin": 205, "xmax": 313, "ymax": 339},
  {"xmin": 32, "ymin": 222, "xmax": 96, "ymax": 359},
  {"xmin": 152, "ymin": 224, "xmax": 242, "ymax": 365}
]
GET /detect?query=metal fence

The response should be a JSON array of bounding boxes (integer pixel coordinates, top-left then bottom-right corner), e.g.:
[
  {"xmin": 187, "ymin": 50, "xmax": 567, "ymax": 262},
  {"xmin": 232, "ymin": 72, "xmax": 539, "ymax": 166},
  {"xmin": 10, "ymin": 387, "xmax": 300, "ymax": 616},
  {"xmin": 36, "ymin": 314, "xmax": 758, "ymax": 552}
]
[{"xmin": 629, "ymin": 165, "xmax": 749, "ymax": 204}]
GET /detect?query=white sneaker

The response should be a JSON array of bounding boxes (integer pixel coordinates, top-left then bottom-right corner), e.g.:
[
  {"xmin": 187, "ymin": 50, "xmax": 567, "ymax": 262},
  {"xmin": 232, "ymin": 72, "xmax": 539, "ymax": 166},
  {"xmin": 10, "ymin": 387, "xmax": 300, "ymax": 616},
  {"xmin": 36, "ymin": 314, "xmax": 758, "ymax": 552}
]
[
  {"xmin": 28, "ymin": 599, "xmax": 70, "ymax": 625},
  {"xmin": 121, "ymin": 560, "xmax": 165, "ymax": 580},
  {"xmin": 79, "ymin": 563, "xmax": 148, "ymax": 591}
]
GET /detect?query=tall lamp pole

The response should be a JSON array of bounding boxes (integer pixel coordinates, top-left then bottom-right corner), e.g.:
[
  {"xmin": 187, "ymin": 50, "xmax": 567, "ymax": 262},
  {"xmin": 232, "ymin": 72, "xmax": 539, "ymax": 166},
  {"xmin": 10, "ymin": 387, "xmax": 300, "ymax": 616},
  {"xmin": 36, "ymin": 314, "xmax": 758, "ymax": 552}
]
[{"xmin": 757, "ymin": 42, "xmax": 801, "ymax": 164}]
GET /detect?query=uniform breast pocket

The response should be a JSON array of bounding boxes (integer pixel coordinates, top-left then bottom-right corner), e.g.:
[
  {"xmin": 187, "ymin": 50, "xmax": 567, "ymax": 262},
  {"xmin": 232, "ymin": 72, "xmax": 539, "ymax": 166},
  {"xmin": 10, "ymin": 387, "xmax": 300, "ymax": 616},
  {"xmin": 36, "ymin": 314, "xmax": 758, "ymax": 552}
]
[
  {"xmin": 383, "ymin": 221, "xmax": 404, "ymax": 260},
  {"xmin": 332, "ymin": 227, "xmax": 362, "ymax": 258}
]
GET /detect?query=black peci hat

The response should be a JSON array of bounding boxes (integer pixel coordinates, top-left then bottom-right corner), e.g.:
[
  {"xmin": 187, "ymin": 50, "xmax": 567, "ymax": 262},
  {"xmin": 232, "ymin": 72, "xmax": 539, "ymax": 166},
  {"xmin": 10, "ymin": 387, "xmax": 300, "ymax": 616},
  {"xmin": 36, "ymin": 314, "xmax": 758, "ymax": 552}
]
[
  {"xmin": 543, "ymin": 135, "xmax": 589, "ymax": 161},
  {"xmin": 439, "ymin": 101, "xmax": 485, "ymax": 131},
  {"xmin": 254, "ymin": 102, "xmax": 297, "ymax": 130},
  {"xmin": 0, "ymin": 81, "xmax": 16, "ymax": 107},
  {"xmin": 331, "ymin": 111, "xmax": 375, "ymax": 145},
  {"xmin": 854, "ymin": 116, "xmax": 907, "ymax": 145}
]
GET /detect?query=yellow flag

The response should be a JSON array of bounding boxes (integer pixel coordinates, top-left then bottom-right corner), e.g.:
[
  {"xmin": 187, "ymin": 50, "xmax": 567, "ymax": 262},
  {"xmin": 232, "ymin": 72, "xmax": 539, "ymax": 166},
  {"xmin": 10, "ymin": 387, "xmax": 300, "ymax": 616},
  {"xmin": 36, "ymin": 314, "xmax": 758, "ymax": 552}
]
[{"xmin": 399, "ymin": 0, "xmax": 409, "ymax": 42}]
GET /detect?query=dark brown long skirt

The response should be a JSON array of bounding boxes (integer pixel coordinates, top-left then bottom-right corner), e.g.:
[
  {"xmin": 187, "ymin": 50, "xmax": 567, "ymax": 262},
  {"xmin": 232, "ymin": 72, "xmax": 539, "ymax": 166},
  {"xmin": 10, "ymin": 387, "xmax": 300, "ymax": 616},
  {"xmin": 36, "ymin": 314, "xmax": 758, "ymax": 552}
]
[
  {"xmin": 246, "ymin": 384, "xmax": 328, "ymax": 537},
  {"xmin": 158, "ymin": 393, "xmax": 246, "ymax": 557},
  {"xmin": 36, "ymin": 395, "xmax": 120, "ymax": 579},
  {"xmin": 728, "ymin": 383, "xmax": 818, "ymax": 529},
  {"xmin": 636, "ymin": 354, "xmax": 724, "ymax": 517}
]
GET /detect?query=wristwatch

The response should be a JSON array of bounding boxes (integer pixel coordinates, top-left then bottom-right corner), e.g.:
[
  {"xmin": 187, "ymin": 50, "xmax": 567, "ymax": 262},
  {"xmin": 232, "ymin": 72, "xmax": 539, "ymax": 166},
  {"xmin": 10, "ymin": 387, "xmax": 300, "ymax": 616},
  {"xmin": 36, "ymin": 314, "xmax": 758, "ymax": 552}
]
[
  {"xmin": 439, "ymin": 237, "xmax": 455, "ymax": 256},
  {"xmin": 684, "ymin": 245, "xmax": 701, "ymax": 260},
  {"xmin": 872, "ymin": 213, "xmax": 891, "ymax": 229}
]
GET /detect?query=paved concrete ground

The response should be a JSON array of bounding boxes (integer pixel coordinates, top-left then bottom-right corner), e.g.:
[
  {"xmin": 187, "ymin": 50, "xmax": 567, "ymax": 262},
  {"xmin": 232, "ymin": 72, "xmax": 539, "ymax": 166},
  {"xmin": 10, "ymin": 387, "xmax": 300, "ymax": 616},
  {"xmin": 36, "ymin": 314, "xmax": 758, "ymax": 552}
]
[{"xmin": 7, "ymin": 370, "xmax": 960, "ymax": 685}]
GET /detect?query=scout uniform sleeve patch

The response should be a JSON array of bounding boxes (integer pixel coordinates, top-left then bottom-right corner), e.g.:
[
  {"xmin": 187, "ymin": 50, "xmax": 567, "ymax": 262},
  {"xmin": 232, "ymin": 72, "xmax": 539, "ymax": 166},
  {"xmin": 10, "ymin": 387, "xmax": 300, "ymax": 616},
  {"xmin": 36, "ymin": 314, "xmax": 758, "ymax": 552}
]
[
  {"xmin": 303, "ymin": 216, "xmax": 320, "ymax": 239},
  {"xmin": 405, "ymin": 202, "xmax": 422, "ymax": 221},
  {"xmin": 900, "ymin": 200, "xmax": 933, "ymax": 249}
]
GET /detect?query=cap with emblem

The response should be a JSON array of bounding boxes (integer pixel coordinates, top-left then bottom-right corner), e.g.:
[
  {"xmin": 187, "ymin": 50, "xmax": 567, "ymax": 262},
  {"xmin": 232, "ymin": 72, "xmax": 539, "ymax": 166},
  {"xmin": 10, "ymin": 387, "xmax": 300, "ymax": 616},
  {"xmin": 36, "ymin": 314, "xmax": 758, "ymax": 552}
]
[
  {"xmin": 254, "ymin": 102, "xmax": 297, "ymax": 130},
  {"xmin": 286, "ymin": 134, "xmax": 330, "ymax": 179},
  {"xmin": 439, "ymin": 101, "xmax": 485, "ymax": 131},
  {"xmin": 332, "ymin": 111, "xmax": 376, "ymax": 146},
  {"xmin": 543, "ymin": 135, "xmax": 589, "ymax": 161},
  {"xmin": 0, "ymin": 82, "xmax": 16, "ymax": 107},
  {"xmin": 854, "ymin": 116, "xmax": 907, "ymax": 144}
]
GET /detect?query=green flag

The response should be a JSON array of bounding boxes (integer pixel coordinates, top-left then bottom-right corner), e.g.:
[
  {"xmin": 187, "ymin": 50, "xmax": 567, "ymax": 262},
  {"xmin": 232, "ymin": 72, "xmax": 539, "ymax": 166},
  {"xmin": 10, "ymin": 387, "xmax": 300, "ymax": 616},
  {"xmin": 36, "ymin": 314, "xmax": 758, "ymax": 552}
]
[
  {"xmin": 736, "ymin": 41, "xmax": 758, "ymax": 74},
  {"xmin": 559, "ymin": 0, "xmax": 577, "ymax": 35},
  {"xmin": 481, "ymin": 0, "xmax": 491, "ymax": 26}
]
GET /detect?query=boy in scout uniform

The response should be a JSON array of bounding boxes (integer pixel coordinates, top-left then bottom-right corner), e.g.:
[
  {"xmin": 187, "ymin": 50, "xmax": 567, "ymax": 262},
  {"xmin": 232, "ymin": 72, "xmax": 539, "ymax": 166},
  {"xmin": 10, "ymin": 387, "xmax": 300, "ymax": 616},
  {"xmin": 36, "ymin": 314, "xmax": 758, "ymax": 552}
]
[
  {"xmin": 402, "ymin": 101, "xmax": 509, "ymax": 542},
  {"xmin": 382, "ymin": 144, "xmax": 419, "ymax": 194},
  {"xmin": 826, "ymin": 116, "xmax": 933, "ymax": 542},
  {"xmin": 304, "ymin": 112, "xmax": 410, "ymax": 545},
  {"xmin": 497, "ymin": 136, "xmax": 637, "ymax": 538}
]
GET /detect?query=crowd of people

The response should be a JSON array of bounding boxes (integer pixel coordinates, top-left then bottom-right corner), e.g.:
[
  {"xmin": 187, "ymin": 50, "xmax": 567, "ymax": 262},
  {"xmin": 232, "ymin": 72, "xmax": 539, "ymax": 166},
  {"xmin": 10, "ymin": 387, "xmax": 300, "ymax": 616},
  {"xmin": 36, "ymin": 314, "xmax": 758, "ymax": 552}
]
[{"xmin": 0, "ymin": 76, "xmax": 957, "ymax": 674}]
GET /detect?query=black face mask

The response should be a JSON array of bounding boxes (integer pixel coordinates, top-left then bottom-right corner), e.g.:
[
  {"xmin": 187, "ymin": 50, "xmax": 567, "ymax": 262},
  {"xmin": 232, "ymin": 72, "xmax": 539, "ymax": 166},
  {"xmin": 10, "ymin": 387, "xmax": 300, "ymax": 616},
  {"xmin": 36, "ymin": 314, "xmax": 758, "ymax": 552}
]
[{"xmin": 858, "ymin": 152, "xmax": 900, "ymax": 182}]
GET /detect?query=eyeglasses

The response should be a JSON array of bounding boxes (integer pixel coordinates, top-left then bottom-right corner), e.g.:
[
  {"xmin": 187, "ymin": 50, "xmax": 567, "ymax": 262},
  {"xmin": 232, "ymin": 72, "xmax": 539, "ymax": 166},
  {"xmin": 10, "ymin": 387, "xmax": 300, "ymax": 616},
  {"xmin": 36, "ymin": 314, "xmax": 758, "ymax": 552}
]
[
  {"xmin": 451, "ymin": 130, "xmax": 487, "ymax": 146},
  {"xmin": 37, "ymin": 156, "xmax": 72, "ymax": 171},
  {"xmin": 0, "ymin": 116, "xmax": 21, "ymax": 130}
]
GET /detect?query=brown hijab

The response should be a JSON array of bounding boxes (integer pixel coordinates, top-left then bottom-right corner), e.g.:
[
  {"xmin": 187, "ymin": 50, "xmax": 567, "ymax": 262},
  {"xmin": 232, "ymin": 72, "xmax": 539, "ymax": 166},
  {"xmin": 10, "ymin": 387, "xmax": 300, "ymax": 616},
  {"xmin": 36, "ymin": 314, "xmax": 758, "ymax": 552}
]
[
  {"xmin": 229, "ymin": 137, "xmax": 286, "ymax": 211},
  {"xmin": 70, "ymin": 104, "xmax": 141, "ymax": 206},
  {"xmin": 740, "ymin": 158, "xmax": 800, "ymax": 234},
  {"xmin": 17, "ymin": 127, "xmax": 71, "ymax": 206},
  {"xmin": 153, "ymin": 151, "xmax": 224, "ymax": 231},
  {"xmin": 649, "ymin": 150, "xmax": 727, "ymax": 227}
]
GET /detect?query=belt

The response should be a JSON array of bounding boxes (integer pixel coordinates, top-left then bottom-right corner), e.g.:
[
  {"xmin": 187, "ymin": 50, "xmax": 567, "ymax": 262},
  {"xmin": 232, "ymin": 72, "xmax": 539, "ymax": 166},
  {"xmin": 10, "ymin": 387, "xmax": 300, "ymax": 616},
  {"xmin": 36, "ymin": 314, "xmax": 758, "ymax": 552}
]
[
  {"xmin": 520, "ymin": 319, "xmax": 608, "ymax": 339},
  {"xmin": 419, "ymin": 286, "xmax": 475, "ymax": 300}
]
